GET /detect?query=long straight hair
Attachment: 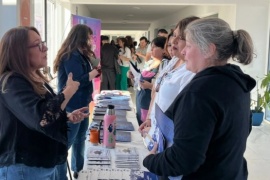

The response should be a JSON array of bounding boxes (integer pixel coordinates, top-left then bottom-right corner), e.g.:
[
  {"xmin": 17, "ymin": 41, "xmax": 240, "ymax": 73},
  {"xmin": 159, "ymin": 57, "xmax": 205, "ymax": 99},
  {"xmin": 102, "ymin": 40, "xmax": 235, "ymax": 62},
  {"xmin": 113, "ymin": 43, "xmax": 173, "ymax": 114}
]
[
  {"xmin": 0, "ymin": 26, "xmax": 47, "ymax": 94},
  {"xmin": 53, "ymin": 24, "xmax": 94, "ymax": 73}
]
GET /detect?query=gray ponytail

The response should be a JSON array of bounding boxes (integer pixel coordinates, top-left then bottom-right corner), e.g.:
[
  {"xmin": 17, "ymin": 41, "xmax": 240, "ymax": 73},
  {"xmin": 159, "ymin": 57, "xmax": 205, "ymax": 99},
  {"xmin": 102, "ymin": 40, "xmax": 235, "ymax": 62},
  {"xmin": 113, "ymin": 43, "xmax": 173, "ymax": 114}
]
[{"xmin": 185, "ymin": 18, "xmax": 254, "ymax": 65}]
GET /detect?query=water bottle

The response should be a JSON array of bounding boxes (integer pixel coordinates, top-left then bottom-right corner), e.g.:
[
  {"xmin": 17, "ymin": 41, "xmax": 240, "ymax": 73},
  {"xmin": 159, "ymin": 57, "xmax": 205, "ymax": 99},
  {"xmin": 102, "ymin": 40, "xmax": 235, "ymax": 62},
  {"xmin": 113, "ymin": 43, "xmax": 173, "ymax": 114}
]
[{"xmin": 103, "ymin": 105, "xmax": 116, "ymax": 148}]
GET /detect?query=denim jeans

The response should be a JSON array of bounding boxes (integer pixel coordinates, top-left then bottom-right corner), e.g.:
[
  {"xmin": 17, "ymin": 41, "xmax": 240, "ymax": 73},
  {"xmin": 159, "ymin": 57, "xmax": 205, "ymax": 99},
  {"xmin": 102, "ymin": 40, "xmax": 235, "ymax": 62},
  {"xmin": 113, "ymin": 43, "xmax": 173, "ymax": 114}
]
[
  {"xmin": 0, "ymin": 164, "xmax": 56, "ymax": 180},
  {"xmin": 56, "ymin": 117, "xmax": 89, "ymax": 180}
]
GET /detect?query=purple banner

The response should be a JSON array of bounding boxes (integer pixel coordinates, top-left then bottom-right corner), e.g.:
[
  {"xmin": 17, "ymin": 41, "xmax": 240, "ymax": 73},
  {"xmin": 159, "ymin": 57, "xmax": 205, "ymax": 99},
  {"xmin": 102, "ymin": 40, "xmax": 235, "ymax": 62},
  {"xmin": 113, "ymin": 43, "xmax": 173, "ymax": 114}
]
[{"xmin": 72, "ymin": 14, "xmax": 101, "ymax": 94}]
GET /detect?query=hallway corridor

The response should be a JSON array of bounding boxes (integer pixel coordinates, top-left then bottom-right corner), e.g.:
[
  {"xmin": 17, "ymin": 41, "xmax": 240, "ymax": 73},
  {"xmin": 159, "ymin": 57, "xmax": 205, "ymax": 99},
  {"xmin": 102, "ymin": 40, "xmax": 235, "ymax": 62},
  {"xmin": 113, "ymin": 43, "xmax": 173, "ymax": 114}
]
[{"xmin": 245, "ymin": 120, "xmax": 270, "ymax": 180}]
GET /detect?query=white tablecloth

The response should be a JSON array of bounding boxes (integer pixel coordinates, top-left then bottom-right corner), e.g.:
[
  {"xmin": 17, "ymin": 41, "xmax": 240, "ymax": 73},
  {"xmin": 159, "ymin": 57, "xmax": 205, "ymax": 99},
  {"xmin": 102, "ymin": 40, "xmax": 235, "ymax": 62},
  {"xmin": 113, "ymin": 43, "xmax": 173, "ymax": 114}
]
[{"xmin": 78, "ymin": 93, "xmax": 150, "ymax": 179}]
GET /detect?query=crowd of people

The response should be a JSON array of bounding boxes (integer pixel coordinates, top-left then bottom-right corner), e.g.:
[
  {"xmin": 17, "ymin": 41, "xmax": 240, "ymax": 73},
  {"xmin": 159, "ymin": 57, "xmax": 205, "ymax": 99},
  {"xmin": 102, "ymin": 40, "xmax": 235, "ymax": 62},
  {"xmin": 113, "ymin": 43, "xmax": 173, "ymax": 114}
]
[{"xmin": 0, "ymin": 16, "xmax": 256, "ymax": 180}]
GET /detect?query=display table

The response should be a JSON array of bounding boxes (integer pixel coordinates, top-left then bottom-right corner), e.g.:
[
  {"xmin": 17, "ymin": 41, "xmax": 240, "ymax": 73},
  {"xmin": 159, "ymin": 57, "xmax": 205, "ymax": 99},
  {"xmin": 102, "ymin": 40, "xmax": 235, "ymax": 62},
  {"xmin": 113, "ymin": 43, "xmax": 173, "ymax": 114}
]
[{"xmin": 77, "ymin": 91, "xmax": 152, "ymax": 180}]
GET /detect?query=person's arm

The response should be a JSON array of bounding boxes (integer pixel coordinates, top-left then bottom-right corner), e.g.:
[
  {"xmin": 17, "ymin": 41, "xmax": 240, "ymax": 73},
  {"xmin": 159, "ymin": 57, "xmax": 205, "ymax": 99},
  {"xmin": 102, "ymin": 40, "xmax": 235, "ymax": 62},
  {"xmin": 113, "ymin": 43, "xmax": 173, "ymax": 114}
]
[
  {"xmin": 89, "ymin": 69, "xmax": 99, "ymax": 81},
  {"xmin": 138, "ymin": 86, "xmax": 156, "ymax": 134},
  {"xmin": 136, "ymin": 52, "xmax": 147, "ymax": 60},
  {"xmin": 61, "ymin": 53, "xmax": 98, "ymax": 88},
  {"xmin": 139, "ymin": 80, "xmax": 153, "ymax": 90},
  {"xmin": 60, "ymin": 73, "xmax": 79, "ymax": 110},
  {"xmin": 119, "ymin": 47, "xmax": 132, "ymax": 62},
  {"xmin": 67, "ymin": 107, "xmax": 89, "ymax": 123},
  {"xmin": 143, "ymin": 92, "xmax": 216, "ymax": 176},
  {"xmin": 1, "ymin": 75, "xmax": 79, "ymax": 143},
  {"xmin": 127, "ymin": 70, "xmax": 134, "ymax": 79},
  {"xmin": 119, "ymin": 55, "xmax": 131, "ymax": 62}
]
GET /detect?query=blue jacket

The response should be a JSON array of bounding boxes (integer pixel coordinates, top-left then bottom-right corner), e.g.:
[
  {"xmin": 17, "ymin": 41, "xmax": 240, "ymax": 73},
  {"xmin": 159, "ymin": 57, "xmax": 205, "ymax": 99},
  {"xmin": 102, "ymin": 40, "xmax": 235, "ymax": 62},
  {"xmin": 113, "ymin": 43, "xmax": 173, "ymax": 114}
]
[{"xmin": 57, "ymin": 50, "xmax": 93, "ymax": 112}]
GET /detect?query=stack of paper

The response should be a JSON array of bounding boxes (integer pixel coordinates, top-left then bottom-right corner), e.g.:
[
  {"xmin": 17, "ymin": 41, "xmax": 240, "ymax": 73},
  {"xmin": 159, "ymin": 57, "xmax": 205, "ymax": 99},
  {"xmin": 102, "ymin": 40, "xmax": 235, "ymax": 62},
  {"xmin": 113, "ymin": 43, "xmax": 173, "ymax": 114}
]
[
  {"xmin": 93, "ymin": 109, "xmax": 127, "ymax": 116},
  {"xmin": 95, "ymin": 103, "xmax": 131, "ymax": 110},
  {"xmin": 98, "ymin": 130, "xmax": 132, "ymax": 142},
  {"xmin": 86, "ymin": 147, "xmax": 111, "ymax": 167},
  {"xmin": 94, "ymin": 90, "xmax": 130, "ymax": 100},
  {"xmin": 80, "ymin": 168, "xmax": 131, "ymax": 180},
  {"xmin": 79, "ymin": 168, "xmax": 158, "ymax": 180},
  {"xmin": 89, "ymin": 120, "xmax": 134, "ymax": 131},
  {"xmin": 94, "ymin": 91, "xmax": 132, "ymax": 110},
  {"xmin": 92, "ymin": 114, "xmax": 127, "ymax": 122},
  {"xmin": 115, "ymin": 147, "xmax": 140, "ymax": 169}
]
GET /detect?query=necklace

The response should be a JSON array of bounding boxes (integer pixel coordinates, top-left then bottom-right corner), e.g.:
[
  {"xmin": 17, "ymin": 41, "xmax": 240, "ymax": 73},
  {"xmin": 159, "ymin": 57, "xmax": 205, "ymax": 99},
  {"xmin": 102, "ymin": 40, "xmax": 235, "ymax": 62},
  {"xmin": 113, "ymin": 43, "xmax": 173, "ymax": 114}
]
[{"xmin": 155, "ymin": 58, "xmax": 185, "ymax": 92}]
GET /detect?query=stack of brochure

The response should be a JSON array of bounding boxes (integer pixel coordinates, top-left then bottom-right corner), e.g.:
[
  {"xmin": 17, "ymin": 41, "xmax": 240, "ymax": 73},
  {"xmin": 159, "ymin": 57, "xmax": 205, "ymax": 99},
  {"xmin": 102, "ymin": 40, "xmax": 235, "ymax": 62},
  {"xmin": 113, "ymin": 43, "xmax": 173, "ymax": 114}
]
[
  {"xmin": 79, "ymin": 169, "xmax": 158, "ymax": 180},
  {"xmin": 79, "ymin": 168, "xmax": 131, "ymax": 180},
  {"xmin": 86, "ymin": 147, "xmax": 111, "ymax": 167},
  {"xmin": 99, "ymin": 130, "xmax": 131, "ymax": 142},
  {"xmin": 115, "ymin": 147, "xmax": 140, "ymax": 169},
  {"xmin": 94, "ymin": 90, "xmax": 132, "ymax": 110}
]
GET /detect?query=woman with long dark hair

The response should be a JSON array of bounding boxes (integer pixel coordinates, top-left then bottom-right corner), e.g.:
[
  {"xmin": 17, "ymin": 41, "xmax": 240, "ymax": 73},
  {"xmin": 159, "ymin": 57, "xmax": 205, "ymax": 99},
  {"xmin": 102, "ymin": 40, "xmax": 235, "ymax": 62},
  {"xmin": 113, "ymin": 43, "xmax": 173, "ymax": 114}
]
[
  {"xmin": 0, "ymin": 26, "xmax": 87, "ymax": 180},
  {"xmin": 53, "ymin": 24, "xmax": 100, "ymax": 179}
]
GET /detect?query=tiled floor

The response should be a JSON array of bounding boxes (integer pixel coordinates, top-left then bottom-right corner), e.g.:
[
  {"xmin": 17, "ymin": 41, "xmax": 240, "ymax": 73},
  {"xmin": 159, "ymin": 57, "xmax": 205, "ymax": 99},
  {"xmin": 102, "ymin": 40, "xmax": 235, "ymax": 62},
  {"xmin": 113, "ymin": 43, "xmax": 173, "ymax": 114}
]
[{"xmin": 245, "ymin": 120, "xmax": 270, "ymax": 180}]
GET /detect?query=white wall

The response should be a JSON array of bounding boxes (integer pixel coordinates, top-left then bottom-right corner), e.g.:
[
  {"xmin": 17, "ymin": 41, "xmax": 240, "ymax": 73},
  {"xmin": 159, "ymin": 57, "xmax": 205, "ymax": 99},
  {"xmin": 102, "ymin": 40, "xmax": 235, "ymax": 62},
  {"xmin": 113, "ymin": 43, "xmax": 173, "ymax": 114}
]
[
  {"xmin": 148, "ymin": 1, "xmax": 269, "ymax": 81},
  {"xmin": 71, "ymin": 4, "xmax": 91, "ymax": 17},
  {"xmin": 234, "ymin": 1, "xmax": 269, "ymax": 79},
  {"xmin": 0, "ymin": 0, "xmax": 19, "ymax": 38},
  {"xmin": 148, "ymin": 5, "xmax": 236, "ymax": 40}
]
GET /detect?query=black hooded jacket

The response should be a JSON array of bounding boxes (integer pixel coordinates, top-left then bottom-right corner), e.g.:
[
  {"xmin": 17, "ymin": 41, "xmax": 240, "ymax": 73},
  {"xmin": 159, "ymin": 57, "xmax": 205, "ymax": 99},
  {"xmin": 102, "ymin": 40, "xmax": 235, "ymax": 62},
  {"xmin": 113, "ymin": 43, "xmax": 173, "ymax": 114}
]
[{"xmin": 143, "ymin": 64, "xmax": 256, "ymax": 180}]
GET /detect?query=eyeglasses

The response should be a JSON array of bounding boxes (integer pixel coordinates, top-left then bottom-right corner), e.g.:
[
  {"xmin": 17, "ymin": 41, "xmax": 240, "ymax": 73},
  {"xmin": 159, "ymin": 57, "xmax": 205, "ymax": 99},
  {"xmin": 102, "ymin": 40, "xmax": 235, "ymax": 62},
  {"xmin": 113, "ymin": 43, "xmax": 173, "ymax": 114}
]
[
  {"xmin": 28, "ymin": 41, "xmax": 47, "ymax": 52},
  {"xmin": 155, "ymin": 72, "xmax": 168, "ymax": 92}
]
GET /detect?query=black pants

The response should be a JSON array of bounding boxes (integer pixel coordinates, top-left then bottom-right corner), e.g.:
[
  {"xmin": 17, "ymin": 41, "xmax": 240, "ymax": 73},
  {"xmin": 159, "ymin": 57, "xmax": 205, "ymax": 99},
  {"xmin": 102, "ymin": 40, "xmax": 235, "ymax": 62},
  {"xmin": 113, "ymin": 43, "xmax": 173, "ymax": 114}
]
[{"xmin": 100, "ymin": 69, "xmax": 116, "ymax": 90}]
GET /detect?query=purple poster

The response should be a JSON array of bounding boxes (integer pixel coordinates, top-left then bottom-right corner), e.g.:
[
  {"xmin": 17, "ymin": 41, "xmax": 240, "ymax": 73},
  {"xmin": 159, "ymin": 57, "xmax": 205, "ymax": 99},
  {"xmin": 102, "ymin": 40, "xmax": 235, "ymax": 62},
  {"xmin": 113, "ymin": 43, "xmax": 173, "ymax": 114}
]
[{"xmin": 71, "ymin": 14, "xmax": 101, "ymax": 58}]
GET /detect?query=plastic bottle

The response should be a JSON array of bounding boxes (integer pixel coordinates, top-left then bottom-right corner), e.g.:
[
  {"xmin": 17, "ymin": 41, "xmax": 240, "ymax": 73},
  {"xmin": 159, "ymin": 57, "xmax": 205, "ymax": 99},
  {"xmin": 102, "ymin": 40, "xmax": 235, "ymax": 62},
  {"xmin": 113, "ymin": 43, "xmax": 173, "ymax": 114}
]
[{"xmin": 103, "ymin": 104, "xmax": 116, "ymax": 148}]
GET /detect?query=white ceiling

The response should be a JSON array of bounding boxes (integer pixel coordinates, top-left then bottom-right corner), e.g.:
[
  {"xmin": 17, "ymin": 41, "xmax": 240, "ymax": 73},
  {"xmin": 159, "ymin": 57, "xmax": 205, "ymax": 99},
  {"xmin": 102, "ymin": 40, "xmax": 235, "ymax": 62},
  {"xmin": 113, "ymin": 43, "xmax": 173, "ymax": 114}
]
[{"xmin": 84, "ymin": 4, "xmax": 187, "ymax": 30}]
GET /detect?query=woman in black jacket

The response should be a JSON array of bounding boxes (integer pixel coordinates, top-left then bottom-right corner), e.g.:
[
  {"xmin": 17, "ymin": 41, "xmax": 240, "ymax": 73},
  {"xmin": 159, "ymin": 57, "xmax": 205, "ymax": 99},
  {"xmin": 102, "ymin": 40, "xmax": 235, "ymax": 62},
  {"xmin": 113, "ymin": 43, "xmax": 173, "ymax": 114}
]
[{"xmin": 0, "ymin": 26, "xmax": 88, "ymax": 180}]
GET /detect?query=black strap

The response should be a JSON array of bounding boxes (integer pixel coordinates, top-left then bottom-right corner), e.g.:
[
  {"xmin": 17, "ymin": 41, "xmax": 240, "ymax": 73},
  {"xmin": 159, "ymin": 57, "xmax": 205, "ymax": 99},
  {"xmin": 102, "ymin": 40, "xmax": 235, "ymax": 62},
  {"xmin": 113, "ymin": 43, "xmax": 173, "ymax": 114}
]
[{"xmin": 67, "ymin": 160, "xmax": 73, "ymax": 180}]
